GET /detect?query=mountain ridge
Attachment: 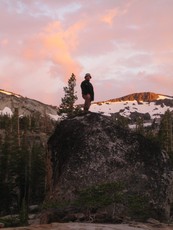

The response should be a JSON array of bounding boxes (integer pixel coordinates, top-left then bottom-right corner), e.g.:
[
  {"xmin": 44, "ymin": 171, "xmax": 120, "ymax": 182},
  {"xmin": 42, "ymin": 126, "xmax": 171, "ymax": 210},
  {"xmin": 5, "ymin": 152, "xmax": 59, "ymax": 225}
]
[
  {"xmin": 1, "ymin": 89, "xmax": 173, "ymax": 123},
  {"xmin": 2, "ymin": 89, "xmax": 172, "ymax": 106},
  {"xmin": 94, "ymin": 92, "xmax": 173, "ymax": 104},
  {"xmin": 0, "ymin": 89, "xmax": 58, "ymax": 119}
]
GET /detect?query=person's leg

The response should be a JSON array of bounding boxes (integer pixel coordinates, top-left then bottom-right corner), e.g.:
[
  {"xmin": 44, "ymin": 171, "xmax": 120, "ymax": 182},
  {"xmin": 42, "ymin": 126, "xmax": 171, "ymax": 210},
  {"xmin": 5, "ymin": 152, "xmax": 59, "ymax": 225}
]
[{"xmin": 82, "ymin": 94, "xmax": 91, "ymax": 111}]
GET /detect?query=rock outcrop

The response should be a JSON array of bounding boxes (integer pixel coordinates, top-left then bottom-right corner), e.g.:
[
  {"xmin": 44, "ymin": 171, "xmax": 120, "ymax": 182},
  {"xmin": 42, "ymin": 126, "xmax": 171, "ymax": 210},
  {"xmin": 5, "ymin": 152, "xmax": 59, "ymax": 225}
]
[
  {"xmin": 109, "ymin": 92, "xmax": 160, "ymax": 102},
  {"xmin": 0, "ymin": 89, "xmax": 57, "ymax": 117},
  {"xmin": 44, "ymin": 112, "xmax": 173, "ymax": 223}
]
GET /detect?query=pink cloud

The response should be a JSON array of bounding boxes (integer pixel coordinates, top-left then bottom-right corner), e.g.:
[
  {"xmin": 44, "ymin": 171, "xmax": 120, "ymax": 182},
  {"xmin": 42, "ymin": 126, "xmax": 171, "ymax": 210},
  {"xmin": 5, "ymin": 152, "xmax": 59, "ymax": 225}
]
[
  {"xmin": 1, "ymin": 0, "xmax": 173, "ymax": 105},
  {"xmin": 22, "ymin": 20, "xmax": 84, "ymax": 80},
  {"xmin": 0, "ymin": 39, "xmax": 8, "ymax": 47}
]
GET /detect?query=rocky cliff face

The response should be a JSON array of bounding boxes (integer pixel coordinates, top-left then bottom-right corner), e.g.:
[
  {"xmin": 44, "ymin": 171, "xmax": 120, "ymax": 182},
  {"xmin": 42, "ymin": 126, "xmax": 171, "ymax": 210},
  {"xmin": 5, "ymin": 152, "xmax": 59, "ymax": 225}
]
[
  {"xmin": 45, "ymin": 112, "xmax": 173, "ymax": 223},
  {"xmin": 108, "ymin": 92, "xmax": 160, "ymax": 102},
  {"xmin": 0, "ymin": 89, "xmax": 57, "ymax": 117}
]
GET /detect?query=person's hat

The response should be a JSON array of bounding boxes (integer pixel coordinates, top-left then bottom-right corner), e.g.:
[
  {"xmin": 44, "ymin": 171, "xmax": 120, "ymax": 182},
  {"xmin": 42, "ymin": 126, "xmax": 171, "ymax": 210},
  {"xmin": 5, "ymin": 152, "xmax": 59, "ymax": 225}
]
[{"xmin": 85, "ymin": 73, "xmax": 92, "ymax": 79}]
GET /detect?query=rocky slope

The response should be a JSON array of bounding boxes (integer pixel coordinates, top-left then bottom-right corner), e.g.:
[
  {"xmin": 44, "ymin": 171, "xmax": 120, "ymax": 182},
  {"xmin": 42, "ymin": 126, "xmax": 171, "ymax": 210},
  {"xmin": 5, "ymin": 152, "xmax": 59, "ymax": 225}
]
[
  {"xmin": 104, "ymin": 92, "xmax": 161, "ymax": 102},
  {"xmin": 0, "ymin": 89, "xmax": 58, "ymax": 119},
  {"xmin": 44, "ymin": 112, "xmax": 173, "ymax": 224}
]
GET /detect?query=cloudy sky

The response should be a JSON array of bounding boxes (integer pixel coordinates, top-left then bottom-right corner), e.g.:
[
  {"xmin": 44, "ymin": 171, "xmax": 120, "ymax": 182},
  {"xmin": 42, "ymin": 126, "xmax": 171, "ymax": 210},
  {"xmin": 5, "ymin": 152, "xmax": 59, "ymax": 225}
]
[{"xmin": 1, "ymin": 0, "xmax": 173, "ymax": 106}]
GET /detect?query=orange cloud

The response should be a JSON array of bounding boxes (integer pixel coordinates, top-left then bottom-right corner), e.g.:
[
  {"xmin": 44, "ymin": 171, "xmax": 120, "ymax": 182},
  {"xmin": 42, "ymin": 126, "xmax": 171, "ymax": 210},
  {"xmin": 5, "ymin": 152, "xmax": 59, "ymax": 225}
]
[
  {"xmin": 101, "ymin": 9, "xmax": 117, "ymax": 25},
  {"xmin": 0, "ymin": 38, "xmax": 8, "ymax": 47},
  {"xmin": 22, "ymin": 20, "xmax": 85, "ymax": 80}
]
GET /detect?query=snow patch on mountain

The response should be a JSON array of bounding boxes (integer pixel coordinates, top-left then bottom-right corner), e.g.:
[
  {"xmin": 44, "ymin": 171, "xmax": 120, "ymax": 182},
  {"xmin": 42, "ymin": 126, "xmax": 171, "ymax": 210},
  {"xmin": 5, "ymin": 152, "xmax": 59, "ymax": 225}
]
[
  {"xmin": 158, "ymin": 95, "xmax": 173, "ymax": 100},
  {"xmin": 0, "ymin": 107, "xmax": 13, "ymax": 116},
  {"xmin": 90, "ymin": 94, "xmax": 173, "ymax": 119},
  {"xmin": 48, "ymin": 113, "xmax": 59, "ymax": 120}
]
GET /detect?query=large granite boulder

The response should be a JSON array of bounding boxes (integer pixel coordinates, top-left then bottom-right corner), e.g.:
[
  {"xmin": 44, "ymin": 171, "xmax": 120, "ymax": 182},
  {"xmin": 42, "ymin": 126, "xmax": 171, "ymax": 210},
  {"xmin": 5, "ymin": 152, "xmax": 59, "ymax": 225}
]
[{"xmin": 44, "ymin": 112, "xmax": 173, "ymax": 223}]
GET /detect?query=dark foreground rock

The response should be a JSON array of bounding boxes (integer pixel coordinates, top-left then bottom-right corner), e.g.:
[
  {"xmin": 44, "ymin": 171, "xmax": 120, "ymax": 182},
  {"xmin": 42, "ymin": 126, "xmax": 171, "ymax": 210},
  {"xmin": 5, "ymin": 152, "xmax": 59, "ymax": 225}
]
[{"xmin": 43, "ymin": 112, "xmax": 173, "ymax": 223}]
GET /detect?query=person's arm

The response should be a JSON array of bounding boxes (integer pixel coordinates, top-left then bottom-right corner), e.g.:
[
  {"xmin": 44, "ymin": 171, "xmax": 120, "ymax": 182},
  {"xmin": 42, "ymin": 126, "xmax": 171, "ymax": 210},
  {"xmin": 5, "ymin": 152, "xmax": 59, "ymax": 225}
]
[
  {"xmin": 91, "ymin": 87, "xmax": 94, "ymax": 101},
  {"xmin": 81, "ymin": 81, "xmax": 88, "ymax": 95}
]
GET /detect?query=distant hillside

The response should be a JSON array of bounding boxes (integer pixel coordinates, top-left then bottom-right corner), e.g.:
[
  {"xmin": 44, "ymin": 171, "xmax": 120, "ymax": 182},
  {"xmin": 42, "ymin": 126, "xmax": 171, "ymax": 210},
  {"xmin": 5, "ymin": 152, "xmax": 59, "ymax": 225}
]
[
  {"xmin": 96, "ymin": 92, "xmax": 172, "ymax": 103},
  {"xmin": 108, "ymin": 92, "xmax": 160, "ymax": 102},
  {"xmin": 1, "ymin": 89, "xmax": 173, "ymax": 124},
  {"xmin": 91, "ymin": 92, "xmax": 173, "ymax": 121},
  {"xmin": 0, "ymin": 89, "xmax": 58, "ymax": 120}
]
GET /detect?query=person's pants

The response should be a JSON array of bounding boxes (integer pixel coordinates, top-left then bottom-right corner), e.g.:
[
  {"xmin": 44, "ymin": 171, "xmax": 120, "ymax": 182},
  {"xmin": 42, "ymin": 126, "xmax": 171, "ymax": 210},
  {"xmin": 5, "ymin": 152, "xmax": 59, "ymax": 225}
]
[{"xmin": 82, "ymin": 94, "xmax": 91, "ymax": 111}]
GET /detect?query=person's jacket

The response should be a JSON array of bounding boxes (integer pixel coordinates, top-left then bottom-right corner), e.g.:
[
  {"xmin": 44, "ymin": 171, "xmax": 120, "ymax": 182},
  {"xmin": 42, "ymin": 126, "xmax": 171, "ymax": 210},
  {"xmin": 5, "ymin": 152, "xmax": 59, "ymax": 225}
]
[{"xmin": 81, "ymin": 79, "xmax": 94, "ymax": 101}]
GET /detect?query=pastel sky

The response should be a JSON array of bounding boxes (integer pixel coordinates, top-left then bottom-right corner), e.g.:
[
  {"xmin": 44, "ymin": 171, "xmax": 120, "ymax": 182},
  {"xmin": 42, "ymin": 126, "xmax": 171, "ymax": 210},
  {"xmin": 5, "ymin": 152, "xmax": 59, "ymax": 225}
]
[{"xmin": 1, "ymin": 0, "xmax": 173, "ymax": 106}]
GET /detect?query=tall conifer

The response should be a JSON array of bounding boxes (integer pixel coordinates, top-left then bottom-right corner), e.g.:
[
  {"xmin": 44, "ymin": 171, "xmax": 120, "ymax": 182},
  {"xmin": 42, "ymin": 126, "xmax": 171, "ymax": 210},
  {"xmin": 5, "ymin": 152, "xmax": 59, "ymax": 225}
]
[{"xmin": 57, "ymin": 73, "xmax": 81, "ymax": 117}]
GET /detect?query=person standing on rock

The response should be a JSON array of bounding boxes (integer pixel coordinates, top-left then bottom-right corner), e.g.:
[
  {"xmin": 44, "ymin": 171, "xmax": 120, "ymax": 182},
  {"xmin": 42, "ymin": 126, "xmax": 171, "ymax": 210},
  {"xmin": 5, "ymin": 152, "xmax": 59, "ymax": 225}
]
[{"xmin": 81, "ymin": 73, "xmax": 94, "ymax": 112}]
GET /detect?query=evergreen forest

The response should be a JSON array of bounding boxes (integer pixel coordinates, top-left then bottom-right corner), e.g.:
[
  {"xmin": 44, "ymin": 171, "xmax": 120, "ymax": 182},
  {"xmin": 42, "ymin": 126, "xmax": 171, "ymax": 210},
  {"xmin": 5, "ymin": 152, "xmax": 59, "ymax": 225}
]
[{"xmin": 0, "ymin": 109, "xmax": 56, "ymax": 217}]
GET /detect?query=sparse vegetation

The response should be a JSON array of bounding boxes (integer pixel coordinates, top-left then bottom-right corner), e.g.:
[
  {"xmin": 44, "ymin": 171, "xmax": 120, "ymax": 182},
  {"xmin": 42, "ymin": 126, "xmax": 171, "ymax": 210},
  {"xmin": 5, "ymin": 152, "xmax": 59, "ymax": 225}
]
[
  {"xmin": 74, "ymin": 182, "xmax": 124, "ymax": 210},
  {"xmin": 41, "ymin": 182, "xmax": 152, "ymax": 222},
  {"xmin": 0, "ymin": 216, "xmax": 20, "ymax": 228},
  {"xmin": 126, "ymin": 193, "xmax": 151, "ymax": 221}
]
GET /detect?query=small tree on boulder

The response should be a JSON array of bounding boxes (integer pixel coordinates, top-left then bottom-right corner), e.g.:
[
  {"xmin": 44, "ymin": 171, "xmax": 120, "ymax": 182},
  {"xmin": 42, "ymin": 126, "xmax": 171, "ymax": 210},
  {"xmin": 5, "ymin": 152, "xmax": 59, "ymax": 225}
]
[{"xmin": 57, "ymin": 73, "xmax": 81, "ymax": 118}]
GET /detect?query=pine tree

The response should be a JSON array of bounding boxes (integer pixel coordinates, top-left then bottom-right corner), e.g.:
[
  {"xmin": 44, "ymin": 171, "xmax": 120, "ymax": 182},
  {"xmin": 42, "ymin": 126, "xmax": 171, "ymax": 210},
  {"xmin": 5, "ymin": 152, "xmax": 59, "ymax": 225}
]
[
  {"xmin": 112, "ymin": 114, "xmax": 129, "ymax": 129},
  {"xmin": 158, "ymin": 109, "xmax": 173, "ymax": 153},
  {"xmin": 136, "ymin": 117, "xmax": 144, "ymax": 134},
  {"xmin": 19, "ymin": 198, "xmax": 28, "ymax": 226},
  {"xmin": 29, "ymin": 144, "xmax": 46, "ymax": 204},
  {"xmin": 57, "ymin": 73, "xmax": 81, "ymax": 118},
  {"xmin": 0, "ymin": 132, "xmax": 13, "ymax": 214}
]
